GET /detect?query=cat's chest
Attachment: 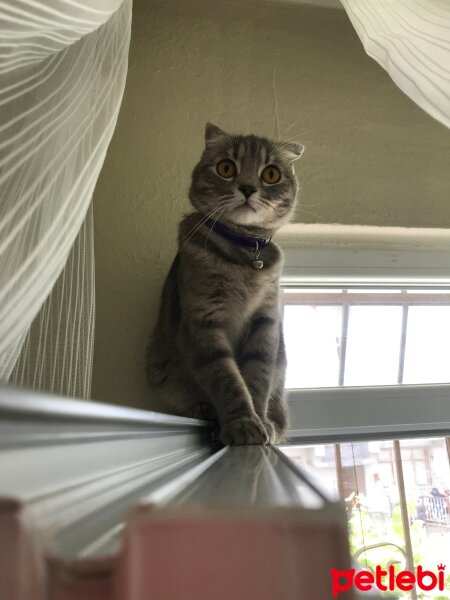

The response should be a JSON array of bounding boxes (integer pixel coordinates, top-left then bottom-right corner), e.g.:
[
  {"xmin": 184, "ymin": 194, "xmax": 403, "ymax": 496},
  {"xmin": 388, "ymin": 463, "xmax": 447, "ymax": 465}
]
[
  {"xmin": 220, "ymin": 269, "xmax": 271, "ymax": 303},
  {"xmin": 203, "ymin": 259, "xmax": 278, "ymax": 326},
  {"xmin": 181, "ymin": 243, "xmax": 282, "ymax": 334}
]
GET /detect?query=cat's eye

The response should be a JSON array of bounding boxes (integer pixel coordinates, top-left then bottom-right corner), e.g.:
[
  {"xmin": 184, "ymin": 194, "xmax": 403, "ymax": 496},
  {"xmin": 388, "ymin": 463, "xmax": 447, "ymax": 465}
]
[
  {"xmin": 261, "ymin": 165, "xmax": 281, "ymax": 184},
  {"xmin": 216, "ymin": 159, "xmax": 237, "ymax": 179}
]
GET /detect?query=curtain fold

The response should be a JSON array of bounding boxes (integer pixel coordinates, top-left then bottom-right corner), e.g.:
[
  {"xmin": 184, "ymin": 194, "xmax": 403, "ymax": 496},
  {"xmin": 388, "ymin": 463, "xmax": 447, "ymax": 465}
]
[
  {"xmin": 341, "ymin": 0, "xmax": 450, "ymax": 129},
  {"xmin": 11, "ymin": 204, "xmax": 96, "ymax": 399},
  {"xmin": 0, "ymin": 0, "xmax": 124, "ymax": 72},
  {"xmin": 0, "ymin": 0, "xmax": 131, "ymax": 396}
]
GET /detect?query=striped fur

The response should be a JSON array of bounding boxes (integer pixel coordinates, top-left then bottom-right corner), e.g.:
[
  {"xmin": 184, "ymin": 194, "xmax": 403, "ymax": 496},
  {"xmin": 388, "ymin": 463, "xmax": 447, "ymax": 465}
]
[{"xmin": 147, "ymin": 124, "xmax": 303, "ymax": 445}]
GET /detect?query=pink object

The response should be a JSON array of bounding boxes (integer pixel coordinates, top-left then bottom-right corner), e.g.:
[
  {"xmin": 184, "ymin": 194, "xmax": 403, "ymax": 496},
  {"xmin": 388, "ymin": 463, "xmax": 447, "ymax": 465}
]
[
  {"xmin": 115, "ymin": 505, "xmax": 354, "ymax": 600},
  {"xmin": 47, "ymin": 558, "xmax": 115, "ymax": 600},
  {"xmin": 0, "ymin": 502, "xmax": 353, "ymax": 599},
  {"xmin": 0, "ymin": 500, "xmax": 45, "ymax": 600}
]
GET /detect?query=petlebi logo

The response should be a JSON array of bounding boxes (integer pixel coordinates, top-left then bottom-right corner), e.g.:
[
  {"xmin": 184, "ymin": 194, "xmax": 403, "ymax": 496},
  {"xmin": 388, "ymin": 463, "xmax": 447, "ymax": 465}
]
[{"xmin": 331, "ymin": 564, "xmax": 446, "ymax": 596}]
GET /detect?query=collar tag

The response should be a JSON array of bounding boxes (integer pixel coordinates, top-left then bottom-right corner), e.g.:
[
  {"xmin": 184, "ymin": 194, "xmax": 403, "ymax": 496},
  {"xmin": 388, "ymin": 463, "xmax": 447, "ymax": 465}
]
[{"xmin": 251, "ymin": 240, "xmax": 264, "ymax": 269}]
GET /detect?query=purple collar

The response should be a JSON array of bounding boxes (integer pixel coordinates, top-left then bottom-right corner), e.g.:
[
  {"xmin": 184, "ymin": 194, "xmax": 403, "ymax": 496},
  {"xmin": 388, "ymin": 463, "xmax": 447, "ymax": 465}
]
[{"xmin": 204, "ymin": 218, "xmax": 271, "ymax": 251}]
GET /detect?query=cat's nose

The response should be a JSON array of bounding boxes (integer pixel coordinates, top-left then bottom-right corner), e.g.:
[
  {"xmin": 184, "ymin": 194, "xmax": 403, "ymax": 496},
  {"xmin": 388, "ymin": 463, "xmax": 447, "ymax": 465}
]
[{"xmin": 238, "ymin": 185, "xmax": 257, "ymax": 199}]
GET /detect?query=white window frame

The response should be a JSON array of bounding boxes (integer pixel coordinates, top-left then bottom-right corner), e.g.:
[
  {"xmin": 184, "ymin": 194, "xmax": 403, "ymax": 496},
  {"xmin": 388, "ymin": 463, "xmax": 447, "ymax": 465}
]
[{"xmin": 275, "ymin": 223, "xmax": 450, "ymax": 443}]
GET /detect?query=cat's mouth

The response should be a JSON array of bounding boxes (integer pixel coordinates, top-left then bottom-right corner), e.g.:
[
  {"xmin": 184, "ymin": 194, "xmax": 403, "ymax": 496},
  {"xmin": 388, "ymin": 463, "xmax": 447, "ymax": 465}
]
[
  {"xmin": 235, "ymin": 198, "xmax": 258, "ymax": 213},
  {"xmin": 227, "ymin": 199, "xmax": 262, "ymax": 225}
]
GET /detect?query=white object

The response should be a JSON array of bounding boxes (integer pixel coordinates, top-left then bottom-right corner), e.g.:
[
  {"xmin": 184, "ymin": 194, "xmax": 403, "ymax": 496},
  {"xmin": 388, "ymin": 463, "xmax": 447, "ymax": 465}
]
[
  {"xmin": 0, "ymin": 0, "xmax": 131, "ymax": 397},
  {"xmin": 341, "ymin": 0, "xmax": 450, "ymax": 129}
]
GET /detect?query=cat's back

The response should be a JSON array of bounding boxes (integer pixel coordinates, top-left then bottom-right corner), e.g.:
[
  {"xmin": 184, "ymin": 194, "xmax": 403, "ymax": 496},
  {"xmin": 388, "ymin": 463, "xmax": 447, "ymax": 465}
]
[{"xmin": 147, "ymin": 253, "xmax": 181, "ymax": 367}]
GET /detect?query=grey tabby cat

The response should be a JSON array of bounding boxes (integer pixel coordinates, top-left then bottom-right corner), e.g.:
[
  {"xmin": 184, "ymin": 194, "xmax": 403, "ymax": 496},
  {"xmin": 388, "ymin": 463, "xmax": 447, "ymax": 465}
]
[{"xmin": 147, "ymin": 123, "xmax": 303, "ymax": 445}]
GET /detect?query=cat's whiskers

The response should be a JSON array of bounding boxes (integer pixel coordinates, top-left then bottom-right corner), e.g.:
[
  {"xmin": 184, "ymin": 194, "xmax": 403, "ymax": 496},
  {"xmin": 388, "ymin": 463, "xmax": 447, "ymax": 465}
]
[
  {"xmin": 255, "ymin": 197, "xmax": 283, "ymax": 218},
  {"xmin": 180, "ymin": 204, "xmax": 226, "ymax": 249},
  {"xmin": 262, "ymin": 201, "xmax": 296, "ymax": 227},
  {"xmin": 298, "ymin": 201, "xmax": 322, "ymax": 209},
  {"xmin": 274, "ymin": 126, "xmax": 321, "ymax": 145},
  {"xmin": 203, "ymin": 205, "xmax": 228, "ymax": 253},
  {"xmin": 258, "ymin": 197, "xmax": 273, "ymax": 208},
  {"xmin": 263, "ymin": 199, "xmax": 324, "ymax": 221},
  {"xmin": 281, "ymin": 118, "xmax": 305, "ymax": 137},
  {"xmin": 279, "ymin": 130, "xmax": 318, "ymax": 143},
  {"xmin": 180, "ymin": 214, "xmax": 214, "ymax": 247},
  {"xmin": 259, "ymin": 196, "xmax": 322, "ymax": 221},
  {"xmin": 297, "ymin": 207, "xmax": 325, "ymax": 220}
]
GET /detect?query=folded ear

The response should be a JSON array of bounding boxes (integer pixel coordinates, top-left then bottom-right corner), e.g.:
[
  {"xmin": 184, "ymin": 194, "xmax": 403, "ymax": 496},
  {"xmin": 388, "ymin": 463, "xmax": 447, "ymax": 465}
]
[
  {"xmin": 205, "ymin": 123, "xmax": 228, "ymax": 145},
  {"xmin": 282, "ymin": 141, "xmax": 305, "ymax": 162}
]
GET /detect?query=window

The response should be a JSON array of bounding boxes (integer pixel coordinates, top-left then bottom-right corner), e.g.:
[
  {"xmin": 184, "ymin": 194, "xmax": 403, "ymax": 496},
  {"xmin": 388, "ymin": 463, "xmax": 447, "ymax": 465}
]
[
  {"xmin": 278, "ymin": 224, "xmax": 450, "ymax": 600},
  {"xmin": 283, "ymin": 289, "xmax": 450, "ymax": 389}
]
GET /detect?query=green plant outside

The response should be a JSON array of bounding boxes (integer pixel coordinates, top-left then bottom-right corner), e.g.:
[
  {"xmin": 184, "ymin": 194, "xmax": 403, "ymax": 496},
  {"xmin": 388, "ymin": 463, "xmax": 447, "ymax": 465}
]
[{"xmin": 348, "ymin": 497, "xmax": 450, "ymax": 600}]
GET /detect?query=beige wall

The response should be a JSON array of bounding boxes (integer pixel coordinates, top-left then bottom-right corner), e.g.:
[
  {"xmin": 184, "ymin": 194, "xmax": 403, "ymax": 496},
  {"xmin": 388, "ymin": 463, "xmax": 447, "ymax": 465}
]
[{"xmin": 92, "ymin": 0, "xmax": 450, "ymax": 407}]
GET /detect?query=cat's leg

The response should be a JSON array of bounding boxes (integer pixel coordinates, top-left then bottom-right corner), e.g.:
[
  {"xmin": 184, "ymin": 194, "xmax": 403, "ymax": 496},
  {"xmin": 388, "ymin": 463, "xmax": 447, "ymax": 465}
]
[
  {"xmin": 238, "ymin": 312, "xmax": 282, "ymax": 444},
  {"xmin": 178, "ymin": 321, "xmax": 268, "ymax": 446},
  {"xmin": 266, "ymin": 333, "xmax": 289, "ymax": 443},
  {"xmin": 267, "ymin": 389, "xmax": 289, "ymax": 443},
  {"xmin": 148, "ymin": 342, "xmax": 214, "ymax": 422}
]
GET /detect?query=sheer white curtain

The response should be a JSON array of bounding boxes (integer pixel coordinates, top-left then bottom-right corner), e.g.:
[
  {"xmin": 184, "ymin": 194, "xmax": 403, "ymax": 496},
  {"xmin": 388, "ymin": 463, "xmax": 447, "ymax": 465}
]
[
  {"xmin": 341, "ymin": 0, "xmax": 450, "ymax": 129},
  {"xmin": 0, "ymin": 0, "xmax": 131, "ymax": 397}
]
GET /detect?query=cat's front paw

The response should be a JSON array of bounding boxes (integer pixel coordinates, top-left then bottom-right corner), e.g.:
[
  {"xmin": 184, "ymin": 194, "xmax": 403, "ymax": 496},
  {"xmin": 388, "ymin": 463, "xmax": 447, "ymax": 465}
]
[
  {"xmin": 261, "ymin": 418, "xmax": 277, "ymax": 444},
  {"xmin": 220, "ymin": 416, "xmax": 269, "ymax": 446}
]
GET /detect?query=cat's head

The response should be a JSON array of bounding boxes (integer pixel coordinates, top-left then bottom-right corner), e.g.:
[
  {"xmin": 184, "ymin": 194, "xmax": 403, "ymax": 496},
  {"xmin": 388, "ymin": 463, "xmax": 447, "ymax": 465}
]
[{"xmin": 189, "ymin": 123, "xmax": 303, "ymax": 234}]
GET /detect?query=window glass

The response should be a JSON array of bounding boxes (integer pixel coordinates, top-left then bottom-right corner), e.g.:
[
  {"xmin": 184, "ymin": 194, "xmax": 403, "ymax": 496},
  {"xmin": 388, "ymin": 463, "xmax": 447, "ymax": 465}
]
[
  {"xmin": 282, "ymin": 288, "xmax": 450, "ymax": 598},
  {"xmin": 284, "ymin": 305, "xmax": 342, "ymax": 388},
  {"xmin": 283, "ymin": 438, "xmax": 450, "ymax": 600},
  {"xmin": 282, "ymin": 289, "xmax": 450, "ymax": 388},
  {"xmin": 344, "ymin": 306, "xmax": 403, "ymax": 386},
  {"xmin": 403, "ymin": 306, "xmax": 450, "ymax": 384}
]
